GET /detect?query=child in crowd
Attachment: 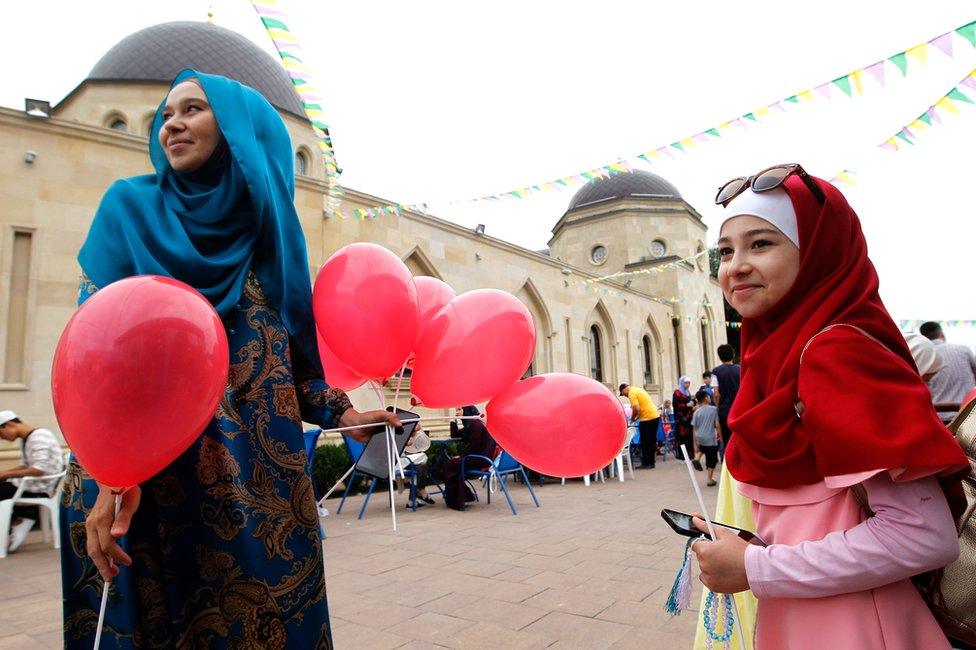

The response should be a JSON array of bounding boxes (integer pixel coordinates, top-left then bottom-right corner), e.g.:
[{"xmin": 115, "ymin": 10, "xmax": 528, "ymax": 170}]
[
  {"xmin": 691, "ymin": 391, "xmax": 721, "ymax": 486},
  {"xmin": 690, "ymin": 164, "xmax": 967, "ymax": 649}
]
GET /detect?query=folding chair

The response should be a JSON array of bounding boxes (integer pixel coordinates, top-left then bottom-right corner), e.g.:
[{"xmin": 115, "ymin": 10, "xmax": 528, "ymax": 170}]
[
  {"xmin": 462, "ymin": 450, "xmax": 540, "ymax": 515},
  {"xmin": 0, "ymin": 451, "xmax": 69, "ymax": 558}
]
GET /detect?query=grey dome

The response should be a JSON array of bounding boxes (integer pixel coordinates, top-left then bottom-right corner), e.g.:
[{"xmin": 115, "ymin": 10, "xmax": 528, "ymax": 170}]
[
  {"xmin": 567, "ymin": 170, "xmax": 682, "ymax": 211},
  {"xmin": 88, "ymin": 22, "xmax": 306, "ymax": 119}
]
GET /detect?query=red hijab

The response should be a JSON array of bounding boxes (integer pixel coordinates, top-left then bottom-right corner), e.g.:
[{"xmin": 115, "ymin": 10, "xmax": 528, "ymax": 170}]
[{"xmin": 725, "ymin": 175, "xmax": 966, "ymax": 490}]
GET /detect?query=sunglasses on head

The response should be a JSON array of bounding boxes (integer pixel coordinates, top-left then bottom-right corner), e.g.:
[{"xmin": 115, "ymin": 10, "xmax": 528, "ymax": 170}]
[{"xmin": 715, "ymin": 163, "xmax": 825, "ymax": 207}]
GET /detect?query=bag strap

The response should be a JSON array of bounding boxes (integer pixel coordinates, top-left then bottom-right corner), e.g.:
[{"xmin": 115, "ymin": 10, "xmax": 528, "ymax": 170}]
[{"xmin": 795, "ymin": 323, "xmax": 885, "ymax": 419}]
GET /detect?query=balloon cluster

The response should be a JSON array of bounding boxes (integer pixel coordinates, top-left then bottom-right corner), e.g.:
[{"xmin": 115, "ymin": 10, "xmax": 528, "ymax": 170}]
[
  {"xmin": 313, "ymin": 243, "xmax": 627, "ymax": 477},
  {"xmin": 50, "ymin": 244, "xmax": 628, "ymax": 489}
]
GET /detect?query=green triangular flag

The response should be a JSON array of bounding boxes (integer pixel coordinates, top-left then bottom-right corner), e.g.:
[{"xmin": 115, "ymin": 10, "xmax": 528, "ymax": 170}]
[
  {"xmin": 895, "ymin": 131, "xmax": 913, "ymax": 144},
  {"xmin": 947, "ymin": 88, "xmax": 975, "ymax": 104},
  {"xmin": 889, "ymin": 52, "xmax": 909, "ymax": 76},
  {"xmin": 917, "ymin": 112, "xmax": 933, "ymax": 126},
  {"xmin": 957, "ymin": 21, "xmax": 976, "ymax": 48},
  {"xmin": 785, "ymin": 95, "xmax": 799, "ymax": 103},
  {"xmin": 260, "ymin": 17, "xmax": 289, "ymax": 31},
  {"xmin": 743, "ymin": 112, "xmax": 756, "ymax": 121},
  {"xmin": 706, "ymin": 128, "xmax": 721, "ymax": 137},
  {"xmin": 832, "ymin": 75, "xmax": 853, "ymax": 97},
  {"xmin": 671, "ymin": 142, "xmax": 684, "ymax": 152}
]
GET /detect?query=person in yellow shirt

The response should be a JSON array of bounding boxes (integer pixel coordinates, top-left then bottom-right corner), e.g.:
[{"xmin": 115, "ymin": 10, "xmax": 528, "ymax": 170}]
[{"xmin": 619, "ymin": 384, "xmax": 660, "ymax": 468}]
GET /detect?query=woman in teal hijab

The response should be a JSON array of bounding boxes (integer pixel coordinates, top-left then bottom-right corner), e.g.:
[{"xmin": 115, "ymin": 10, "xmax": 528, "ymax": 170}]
[{"xmin": 61, "ymin": 70, "xmax": 396, "ymax": 649}]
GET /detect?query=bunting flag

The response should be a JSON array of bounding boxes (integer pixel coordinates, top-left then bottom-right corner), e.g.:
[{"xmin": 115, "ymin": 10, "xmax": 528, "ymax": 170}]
[
  {"xmin": 879, "ymin": 68, "xmax": 976, "ymax": 150},
  {"xmin": 250, "ymin": 0, "xmax": 345, "ymax": 217},
  {"xmin": 828, "ymin": 169, "xmax": 857, "ymax": 186},
  {"xmin": 898, "ymin": 319, "xmax": 976, "ymax": 330},
  {"xmin": 348, "ymin": 20, "xmax": 975, "ymax": 220}
]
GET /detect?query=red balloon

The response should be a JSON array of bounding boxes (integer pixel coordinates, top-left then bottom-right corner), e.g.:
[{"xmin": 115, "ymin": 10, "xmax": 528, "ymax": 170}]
[
  {"xmin": 317, "ymin": 331, "xmax": 366, "ymax": 392},
  {"xmin": 413, "ymin": 276, "xmax": 456, "ymax": 350},
  {"xmin": 313, "ymin": 243, "xmax": 419, "ymax": 379},
  {"xmin": 51, "ymin": 276, "xmax": 229, "ymax": 488},
  {"xmin": 486, "ymin": 373, "xmax": 627, "ymax": 476},
  {"xmin": 411, "ymin": 289, "xmax": 535, "ymax": 407}
]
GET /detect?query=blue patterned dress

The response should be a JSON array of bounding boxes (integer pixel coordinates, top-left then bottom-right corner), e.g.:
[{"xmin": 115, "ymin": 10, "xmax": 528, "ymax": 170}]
[{"xmin": 60, "ymin": 273, "xmax": 350, "ymax": 648}]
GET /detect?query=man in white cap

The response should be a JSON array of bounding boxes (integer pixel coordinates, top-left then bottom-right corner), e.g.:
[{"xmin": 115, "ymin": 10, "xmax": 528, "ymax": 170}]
[{"xmin": 0, "ymin": 411, "xmax": 63, "ymax": 552}]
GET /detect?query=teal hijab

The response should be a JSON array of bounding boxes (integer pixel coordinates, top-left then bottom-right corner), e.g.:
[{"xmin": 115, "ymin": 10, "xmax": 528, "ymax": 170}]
[{"xmin": 79, "ymin": 69, "xmax": 321, "ymax": 370}]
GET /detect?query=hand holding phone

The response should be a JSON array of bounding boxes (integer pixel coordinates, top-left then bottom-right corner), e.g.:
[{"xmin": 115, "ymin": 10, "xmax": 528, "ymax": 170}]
[{"xmin": 661, "ymin": 508, "xmax": 766, "ymax": 546}]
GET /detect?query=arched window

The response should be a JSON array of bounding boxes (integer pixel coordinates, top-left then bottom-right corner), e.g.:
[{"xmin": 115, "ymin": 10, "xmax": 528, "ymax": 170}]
[
  {"xmin": 295, "ymin": 149, "xmax": 309, "ymax": 176},
  {"xmin": 700, "ymin": 318, "xmax": 710, "ymax": 370},
  {"xmin": 588, "ymin": 325, "xmax": 603, "ymax": 382},
  {"xmin": 106, "ymin": 116, "xmax": 128, "ymax": 132},
  {"xmin": 642, "ymin": 334, "xmax": 653, "ymax": 386}
]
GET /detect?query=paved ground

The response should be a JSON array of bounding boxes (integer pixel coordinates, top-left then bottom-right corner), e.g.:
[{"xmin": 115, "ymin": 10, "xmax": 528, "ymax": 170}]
[{"xmin": 0, "ymin": 458, "xmax": 709, "ymax": 649}]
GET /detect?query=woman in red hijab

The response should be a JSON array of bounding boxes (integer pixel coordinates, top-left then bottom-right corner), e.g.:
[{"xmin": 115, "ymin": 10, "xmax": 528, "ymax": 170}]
[{"xmin": 691, "ymin": 165, "xmax": 967, "ymax": 649}]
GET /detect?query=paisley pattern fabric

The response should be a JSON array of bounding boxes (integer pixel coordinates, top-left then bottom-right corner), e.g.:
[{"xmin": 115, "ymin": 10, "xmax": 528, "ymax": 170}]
[{"xmin": 61, "ymin": 273, "xmax": 351, "ymax": 649}]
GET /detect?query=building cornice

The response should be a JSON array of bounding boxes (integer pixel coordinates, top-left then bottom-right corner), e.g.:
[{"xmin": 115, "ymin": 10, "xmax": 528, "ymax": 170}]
[{"xmin": 548, "ymin": 198, "xmax": 707, "ymax": 244}]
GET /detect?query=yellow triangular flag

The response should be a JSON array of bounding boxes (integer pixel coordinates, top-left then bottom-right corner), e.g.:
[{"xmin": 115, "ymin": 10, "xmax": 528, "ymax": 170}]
[
  {"xmin": 680, "ymin": 137, "xmax": 696, "ymax": 148},
  {"xmin": 719, "ymin": 122, "xmax": 731, "ymax": 129},
  {"xmin": 909, "ymin": 118, "xmax": 928, "ymax": 131},
  {"xmin": 798, "ymin": 89, "xmax": 815, "ymax": 102},
  {"xmin": 850, "ymin": 69, "xmax": 864, "ymax": 95},
  {"xmin": 756, "ymin": 106, "xmax": 770, "ymax": 118},
  {"xmin": 935, "ymin": 96, "xmax": 960, "ymax": 114},
  {"xmin": 906, "ymin": 43, "xmax": 928, "ymax": 66}
]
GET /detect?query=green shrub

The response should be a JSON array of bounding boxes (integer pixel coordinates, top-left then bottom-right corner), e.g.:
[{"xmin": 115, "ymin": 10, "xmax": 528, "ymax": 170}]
[{"xmin": 311, "ymin": 443, "xmax": 359, "ymax": 499}]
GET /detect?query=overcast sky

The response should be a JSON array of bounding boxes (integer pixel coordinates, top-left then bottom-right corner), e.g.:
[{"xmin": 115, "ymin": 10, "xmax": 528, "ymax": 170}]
[{"xmin": 5, "ymin": 1, "xmax": 975, "ymax": 346}]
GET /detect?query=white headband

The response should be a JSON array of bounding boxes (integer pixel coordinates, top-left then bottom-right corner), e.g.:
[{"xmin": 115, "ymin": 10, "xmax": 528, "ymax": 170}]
[{"xmin": 719, "ymin": 188, "xmax": 799, "ymax": 248}]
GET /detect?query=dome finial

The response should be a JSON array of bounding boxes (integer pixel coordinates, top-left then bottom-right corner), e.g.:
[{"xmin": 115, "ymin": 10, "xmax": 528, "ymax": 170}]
[{"xmin": 207, "ymin": 4, "xmax": 214, "ymax": 23}]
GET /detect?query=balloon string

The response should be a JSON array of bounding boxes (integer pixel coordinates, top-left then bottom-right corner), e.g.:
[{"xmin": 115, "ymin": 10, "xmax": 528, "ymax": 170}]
[
  {"xmin": 369, "ymin": 382, "xmax": 399, "ymax": 531},
  {"xmin": 320, "ymin": 415, "xmax": 482, "ymax": 435},
  {"xmin": 93, "ymin": 492, "xmax": 122, "ymax": 650}
]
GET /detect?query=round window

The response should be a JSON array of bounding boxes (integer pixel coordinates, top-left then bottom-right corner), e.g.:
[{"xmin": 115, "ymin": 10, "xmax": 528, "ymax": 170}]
[
  {"xmin": 590, "ymin": 245, "xmax": 608, "ymax": 265},
  {"xmin": 649, "ymin": 240, "xmax": 666, "ymax": 258}
]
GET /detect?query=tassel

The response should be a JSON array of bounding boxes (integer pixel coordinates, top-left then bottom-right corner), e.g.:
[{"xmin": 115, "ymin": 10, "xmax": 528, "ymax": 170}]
[{"xmin": 665, "ymin": 536, "xmax": 699, "ymax": 615}]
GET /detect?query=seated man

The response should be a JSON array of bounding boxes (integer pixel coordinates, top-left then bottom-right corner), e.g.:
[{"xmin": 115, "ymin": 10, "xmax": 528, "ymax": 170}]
[{"xmin": 0, "ymin": 411, "xmax": 63, "ymax": 552}]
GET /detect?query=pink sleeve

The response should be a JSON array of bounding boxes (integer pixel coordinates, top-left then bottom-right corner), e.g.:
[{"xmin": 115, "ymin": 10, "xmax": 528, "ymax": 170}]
[{"xmin": 744, "ymin": 473, "xmax": 958, "ymax": 599}]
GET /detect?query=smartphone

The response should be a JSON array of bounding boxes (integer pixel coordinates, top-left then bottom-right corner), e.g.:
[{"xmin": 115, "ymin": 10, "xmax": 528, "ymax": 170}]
[
  {"xmin": 661, "ymin": 508, "xmax": 767, "ymax": 547},
  {"xmin": 355, "ymin": 408, "xmax": 419, "ymax": 480}
]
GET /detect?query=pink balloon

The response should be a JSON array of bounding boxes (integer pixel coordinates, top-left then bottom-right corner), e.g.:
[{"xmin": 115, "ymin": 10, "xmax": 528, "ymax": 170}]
[
  {"xmin": 313, "ymin": 243, "xmax": 419, "ymax": 379},
  {"xmin": 411, "ymin": 289, "xmax": 535, "ymax": 407},
  {"xmin": 317, "ymin": 332, "xmax": 366, "ymax": 392},
  {"xmin": 52, "ymin": 276, "xmax": 229, "ymax": 488},
  {"xmin": 413, "ymin": 276, "xmax": 456, "ymax": 350},
  {"xmin": 486, "ymin": 373, "xmax": 626, "ymax": 476}
]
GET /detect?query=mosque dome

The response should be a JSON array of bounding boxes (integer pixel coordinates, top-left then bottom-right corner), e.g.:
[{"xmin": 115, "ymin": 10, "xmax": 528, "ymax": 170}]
[
  {"xmin": 87, "ymin": 21, "xmax": 306, "ymax": 119},
  {"xmin": 567, "ymin": 169, "xmax": 682, "ymax": 211}
]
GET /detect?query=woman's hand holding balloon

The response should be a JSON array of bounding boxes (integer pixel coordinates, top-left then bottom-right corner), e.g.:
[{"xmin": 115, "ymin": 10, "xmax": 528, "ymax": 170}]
[
  {"xmin": 690, "ymin": 514, "xmax": 750, "ymax": 593},
  {"xmin": 86, "ymin": 484, "xmax": 141, "ymax": 581}
]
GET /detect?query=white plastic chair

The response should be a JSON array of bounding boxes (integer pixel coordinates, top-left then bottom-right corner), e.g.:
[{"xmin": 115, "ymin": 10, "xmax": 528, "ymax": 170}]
[
  {"xmin": 607, "ymin": 425, "xmax": 637, "ymax": 481},
  {"xmin": 0, "ymin": 454, "xmax": 69, "ymax": 558}
]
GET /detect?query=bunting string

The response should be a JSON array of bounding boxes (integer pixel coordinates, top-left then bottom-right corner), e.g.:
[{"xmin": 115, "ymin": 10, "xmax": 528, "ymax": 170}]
[
  {"xmin": 879, "ymin": 68, "xmax": 976, "ymax": 150},
  {"xmin": 250, "ymin": 0, "xmax": 345, "ymax": 218},
  {"xmin": 348, "ymin": 20, "xmax": 974, "ymax": 220}
]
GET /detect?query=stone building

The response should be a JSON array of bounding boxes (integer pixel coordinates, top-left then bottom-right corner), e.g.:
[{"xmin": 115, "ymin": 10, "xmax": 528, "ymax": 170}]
[{"xmin": 0, "ymin": 22, "xmax": 725, "ymax": 461}]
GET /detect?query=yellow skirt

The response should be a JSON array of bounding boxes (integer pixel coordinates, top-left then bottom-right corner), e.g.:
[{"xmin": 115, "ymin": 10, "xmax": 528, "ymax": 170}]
[{"xmin": 692, "ymin": 462, "xmax": 758, "ymax": 650}]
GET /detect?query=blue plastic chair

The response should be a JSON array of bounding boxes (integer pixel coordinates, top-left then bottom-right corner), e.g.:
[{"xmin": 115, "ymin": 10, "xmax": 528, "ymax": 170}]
[{"xmin": 461, "ymin": 450, "xmax": 540, "ymax": 515}]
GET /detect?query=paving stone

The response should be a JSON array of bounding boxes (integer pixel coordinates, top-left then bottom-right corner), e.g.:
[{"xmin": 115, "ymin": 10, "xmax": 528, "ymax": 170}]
[
  {"xmin": 522, "ymin": 611, "xmax": 631, "ymax": 649},
  {"xmin": 330, "ymin": 621, "xmax": 411, "ymax": 649},
  {"xmin": 447, "ymin": 621, "xmax": 555, "ymax": 649},
  {"xmin": 391, "ymin": 611, "xmax": 475, "ymax": 643},
  {"xmin": 522, "ymin": 587, "xmax": 616, "ymax": 618}
]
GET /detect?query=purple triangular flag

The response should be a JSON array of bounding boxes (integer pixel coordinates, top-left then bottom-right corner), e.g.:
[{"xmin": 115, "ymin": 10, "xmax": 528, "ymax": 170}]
[
  {"xmin": 865, "ymin": 61, "xmax": 886, "ymax": 87},
  {"xmin": 961, "ymin": 76, "xmax": 976, "ymax": 92},
  {"xmin": 929, "ymin": 33, "xmax": 953, "ymax": 57},
  {"xmin": 815, "ymin": 83, "xmax": 832, "ymax": 99},
  {"xmin": 926, "ymin": 107, "xmax": 942, "ymax": 124}
]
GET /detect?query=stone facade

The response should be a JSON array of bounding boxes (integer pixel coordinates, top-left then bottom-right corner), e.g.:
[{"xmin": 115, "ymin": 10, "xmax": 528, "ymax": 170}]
[{"xmin": 0, "ymin": 45, "xmax": 725, "ymax": 463}]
